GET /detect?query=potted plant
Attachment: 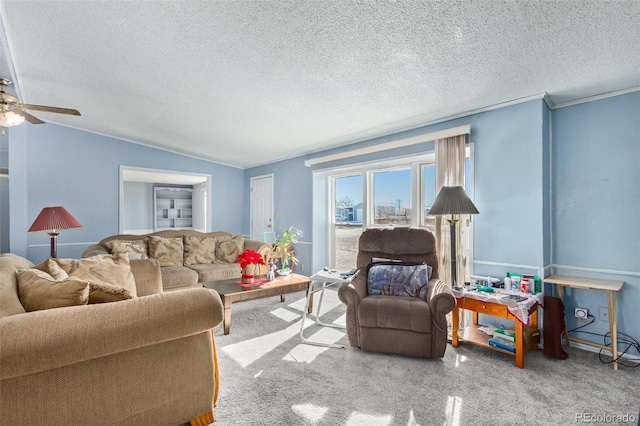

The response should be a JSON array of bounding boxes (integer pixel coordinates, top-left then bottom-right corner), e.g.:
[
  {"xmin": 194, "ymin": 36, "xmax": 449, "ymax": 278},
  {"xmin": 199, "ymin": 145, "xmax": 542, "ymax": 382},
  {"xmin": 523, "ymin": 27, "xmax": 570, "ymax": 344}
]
[{"xmin": 274, "ymin": 225, "xmax": 303, "ymax": 275}]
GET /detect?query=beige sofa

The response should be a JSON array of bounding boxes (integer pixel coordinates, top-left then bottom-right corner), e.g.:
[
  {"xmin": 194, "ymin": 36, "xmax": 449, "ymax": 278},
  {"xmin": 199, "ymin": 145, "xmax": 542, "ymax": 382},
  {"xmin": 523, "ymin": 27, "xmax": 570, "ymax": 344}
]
[
  {"xmin": 83, "ymin": 230, "xmax": 272, "ymax": 292},
  {"xmin": 0, "ymin": 252, "xmax": 223, "ymax": 425}
]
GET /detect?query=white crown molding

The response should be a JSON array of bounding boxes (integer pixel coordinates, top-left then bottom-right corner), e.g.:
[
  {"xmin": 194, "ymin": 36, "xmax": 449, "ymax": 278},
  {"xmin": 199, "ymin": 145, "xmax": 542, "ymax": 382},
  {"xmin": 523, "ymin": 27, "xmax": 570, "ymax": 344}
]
[{"xmin": 551, "ymin": 87, "xmax": 640, "ymax": 109}]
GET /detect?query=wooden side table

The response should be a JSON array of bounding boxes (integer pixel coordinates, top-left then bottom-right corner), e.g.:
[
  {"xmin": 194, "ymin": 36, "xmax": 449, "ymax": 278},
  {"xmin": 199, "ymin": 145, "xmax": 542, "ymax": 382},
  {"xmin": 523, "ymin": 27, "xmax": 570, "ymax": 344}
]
[
  {"xmin": 268, "ymin": 244, "xmax": 296, "ymax": 271},
  {"xmin": 543, "ymin": 275, "xmax": 624, "ymax": 370},
  {"xmin": 451, "ymin": 293, "xmax": 539, "ymax": 368}
]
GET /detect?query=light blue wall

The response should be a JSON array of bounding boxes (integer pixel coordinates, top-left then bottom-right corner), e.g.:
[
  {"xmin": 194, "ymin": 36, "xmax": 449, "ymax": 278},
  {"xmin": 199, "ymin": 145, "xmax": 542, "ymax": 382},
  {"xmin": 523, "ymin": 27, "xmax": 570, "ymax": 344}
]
[
  {"xmin": 245, "ymin": 99, "xmax": 550, "ymax": 279},
  {"xmin": 246, "ymin": 157, "xmax": 314, "ymax": 272},
  {"xmin": 122, "ymin": 181, "xmax": 154, "ymax": 231},
  {"xmin": 472, "ymin": 100, "xmax": 546, "ymax": 270},
  {"xmin": 551, "ymin": 91, "xmax": 639, "ymax": 344},
  {"xmin": 8, "ymin": 123, "xmax": 244, "ymax": 263}
]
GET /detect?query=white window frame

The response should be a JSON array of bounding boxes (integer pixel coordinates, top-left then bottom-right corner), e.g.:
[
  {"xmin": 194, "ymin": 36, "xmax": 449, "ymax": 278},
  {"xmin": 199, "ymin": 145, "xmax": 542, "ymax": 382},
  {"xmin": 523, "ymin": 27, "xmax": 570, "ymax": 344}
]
[{"xmin": 325, "ymin": 147, "xmax": 473, "ymax": 267}]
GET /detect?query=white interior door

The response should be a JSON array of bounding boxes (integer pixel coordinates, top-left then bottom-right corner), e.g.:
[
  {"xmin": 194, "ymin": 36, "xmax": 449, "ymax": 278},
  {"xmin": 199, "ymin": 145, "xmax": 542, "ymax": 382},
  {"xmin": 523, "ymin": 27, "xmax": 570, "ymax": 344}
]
[
  {"xmin": 192, "ymin": 182, "xmax": 207, "ymax": 232},
  {"xmin": 250, "ymin": 174, "xmax": 274, "ymax": 241}
]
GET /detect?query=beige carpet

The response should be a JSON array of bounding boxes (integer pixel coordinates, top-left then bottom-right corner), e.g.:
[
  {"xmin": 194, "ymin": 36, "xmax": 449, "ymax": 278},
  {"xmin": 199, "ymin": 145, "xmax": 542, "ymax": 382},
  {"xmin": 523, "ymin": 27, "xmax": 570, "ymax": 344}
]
[{"xmin": 211, "ymin": 288, "xmax": 639, "ymax": 425}]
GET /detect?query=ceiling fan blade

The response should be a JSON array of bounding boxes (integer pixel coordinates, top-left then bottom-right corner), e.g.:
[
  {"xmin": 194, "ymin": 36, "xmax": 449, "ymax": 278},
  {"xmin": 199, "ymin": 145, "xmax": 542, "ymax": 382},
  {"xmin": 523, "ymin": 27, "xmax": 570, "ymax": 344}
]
[
  {"xmin": 20, "ymin": 104, "xmax": 81, "ymax": 116},
  {"xmin": 15, "ymin": 109, "xmax": 45, "ymax": 125}
]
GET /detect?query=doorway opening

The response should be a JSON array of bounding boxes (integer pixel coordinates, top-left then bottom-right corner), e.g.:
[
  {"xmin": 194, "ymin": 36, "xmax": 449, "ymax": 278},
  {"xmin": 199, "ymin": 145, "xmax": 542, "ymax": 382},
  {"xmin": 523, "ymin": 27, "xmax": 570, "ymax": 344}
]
[{"xmin": 119, "ymin": 166, "xmax": 211, "ymax": 234}]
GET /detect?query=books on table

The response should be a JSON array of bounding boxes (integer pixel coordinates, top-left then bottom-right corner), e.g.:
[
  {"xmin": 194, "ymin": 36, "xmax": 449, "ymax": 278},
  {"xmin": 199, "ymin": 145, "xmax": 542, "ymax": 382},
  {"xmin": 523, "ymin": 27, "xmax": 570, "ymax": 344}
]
[
  {"xmin": 492, "ymin": 328, "xmax": 515, "ymax": 341},
  {"xmin": 488, "ymin": 336, "xmax": 516, "ymax": 353}
]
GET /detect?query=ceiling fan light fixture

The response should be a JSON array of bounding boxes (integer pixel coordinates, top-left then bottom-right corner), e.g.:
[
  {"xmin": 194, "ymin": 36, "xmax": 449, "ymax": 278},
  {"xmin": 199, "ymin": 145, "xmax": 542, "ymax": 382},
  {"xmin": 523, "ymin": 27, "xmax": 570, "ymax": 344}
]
[{"xmin": 0, "ymin": 110, "xmax": 25, "ymax": 127}]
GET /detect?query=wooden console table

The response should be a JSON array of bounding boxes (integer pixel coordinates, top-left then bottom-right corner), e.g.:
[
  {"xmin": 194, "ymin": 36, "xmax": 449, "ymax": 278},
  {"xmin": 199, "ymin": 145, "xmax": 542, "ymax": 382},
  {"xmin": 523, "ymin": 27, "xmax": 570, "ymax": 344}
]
[
  {"xmin": 451, "ymin": 291, "xmax": 540, "ymax": 368},
  {"xmin": 543, "ymin": 275, "xmax": 624, "ymax": 370}
]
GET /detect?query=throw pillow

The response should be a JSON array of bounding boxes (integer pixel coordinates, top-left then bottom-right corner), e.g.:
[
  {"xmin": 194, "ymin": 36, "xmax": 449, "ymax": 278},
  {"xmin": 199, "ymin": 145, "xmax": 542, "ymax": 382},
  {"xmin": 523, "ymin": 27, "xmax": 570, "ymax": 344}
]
[
  {"xmin": 183, "ymin": 236, "xmax": 218, "ymax": 266},
  {"xmin": 366, "ymin": 261, "xmax": 432, "ymax": 301},
  {"xmin": 35, "ymin": 258, "xmax": 70, "ymax": 280},
  {"xmin": 148, "ymin": 236, "xmax": 184, "ymax": 267},
  {"xmin": 51, "ymin": 253, "xmax": 138, "ymax": 301},
  {"xmin": 105, "ymin": 239, "xmax": 149, "ymax": 260},
  {"xmin": 17, "ymin": 268, "xmax": 90, "ymax": 311},
  {"xmin": 215, "ymin": 235, "xmax": 244, "ymax": 264}
]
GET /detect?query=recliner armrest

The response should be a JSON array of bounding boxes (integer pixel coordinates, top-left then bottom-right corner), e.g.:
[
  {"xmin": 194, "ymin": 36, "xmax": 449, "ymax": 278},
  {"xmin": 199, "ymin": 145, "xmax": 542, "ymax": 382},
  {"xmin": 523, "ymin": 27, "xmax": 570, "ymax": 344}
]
[
  {"xmin": 426, "ymin": 279, "xmax": 456, "ymax": 319},
  {"xmin": 337, "ymin": 274, "xmax": 367, "ymax": 307},
  {"xmin": 0, "ymin": 288, "xmax": 223, "ymax": 380}
]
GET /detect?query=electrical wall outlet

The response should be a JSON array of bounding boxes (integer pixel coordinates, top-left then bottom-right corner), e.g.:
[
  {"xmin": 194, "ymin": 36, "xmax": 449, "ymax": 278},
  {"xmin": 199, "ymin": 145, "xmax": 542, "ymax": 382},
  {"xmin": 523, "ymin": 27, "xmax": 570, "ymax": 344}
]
[
  {"xmin": 598, "ymin": 306, "xmax": 609, "ymax": 322},
  {"xmin": 574, "ymin": 307, "xmax": 588, "ymax": 320},
  {"xmin": 299, "ymin": 263, "xmax": 303, "ymax": 271}
]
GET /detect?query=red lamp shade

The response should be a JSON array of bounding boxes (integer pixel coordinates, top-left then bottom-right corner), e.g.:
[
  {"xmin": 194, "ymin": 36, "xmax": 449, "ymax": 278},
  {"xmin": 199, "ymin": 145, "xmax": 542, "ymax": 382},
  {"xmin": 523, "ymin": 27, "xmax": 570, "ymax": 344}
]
[{"xmin": 28, "ymin": 207, "xmax": 82, "ymax": 258}]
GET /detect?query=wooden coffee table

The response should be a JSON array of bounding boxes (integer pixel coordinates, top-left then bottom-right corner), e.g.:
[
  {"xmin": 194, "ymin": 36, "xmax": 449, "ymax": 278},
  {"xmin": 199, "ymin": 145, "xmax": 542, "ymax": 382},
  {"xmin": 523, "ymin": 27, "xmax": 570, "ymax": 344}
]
[{"xmin": 203, "ymin": 273, "xmax": 312, "ymax": 335}]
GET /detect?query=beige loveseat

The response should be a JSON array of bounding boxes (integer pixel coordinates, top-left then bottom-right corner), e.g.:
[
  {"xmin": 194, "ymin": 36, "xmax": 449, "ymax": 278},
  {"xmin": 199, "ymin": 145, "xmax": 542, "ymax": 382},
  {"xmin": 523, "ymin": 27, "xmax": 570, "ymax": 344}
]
[
  {"xmin": 83, "ymin": 230, "xmax": 272, "ymax": 292},
  {"xmin": 0, "ymin": 252, "xmax": 223, "ymax": 425}
]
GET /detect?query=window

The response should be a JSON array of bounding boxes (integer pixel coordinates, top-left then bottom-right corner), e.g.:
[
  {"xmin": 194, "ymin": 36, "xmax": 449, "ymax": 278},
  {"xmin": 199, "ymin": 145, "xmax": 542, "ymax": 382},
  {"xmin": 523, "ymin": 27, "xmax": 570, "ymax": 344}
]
[
  {"xmin": 328, "ymin": 154, "xmax": 432, "ymax": 268},
  {"xmin": 326, "ymin": 149, "xmax": 472, "ymax": 269},
  {"xmin": 422, "ymin": 163, "xmax": 436, "ymax": 232},
  {"xmin": 333, "ymin": 175, "xmax": 363, "ymax": 270},
  {"xmin": 372, "ymin": 168, "xmax": 411, "ymax": 227}
]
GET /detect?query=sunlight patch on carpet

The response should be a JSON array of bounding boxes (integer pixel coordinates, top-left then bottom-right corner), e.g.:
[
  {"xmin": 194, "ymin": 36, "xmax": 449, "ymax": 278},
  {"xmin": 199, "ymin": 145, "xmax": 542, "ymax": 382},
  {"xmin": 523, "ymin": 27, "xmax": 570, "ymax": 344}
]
[
  {"xmin": 444, "ymin": 395, "xmax": 462, "ymax": 426},
  {"xmin": 221, "ymin": 319, "xmax": 313, "ymax": 367},
  {"xmin": 345, "ymin": 411, "xmax": 393, "ymax": 425},
  {"xmin": 283, "ymin": 327, "xmax": 345, "ymax": 363},
  {"xmin": 291, "ymin": 403, "xmax": 328, "ymax": 424},
  {"xmin": 270, "ymin": 307, "xmax": 300, "ymax": 322},
  {"xmin": 333, "ymin": 313, "xmax": 346, "ymax": 326},
  {"xmin": 283, "ymin": 342, "xmax": 329, "ymax": 363},
  {"xmin": 405, "ymin": 409, "xmax": 419, "ymax": 425},
  {"xmin": 454, "ymin": 354, "xmax": 468, "ymax": 367},
  {"xmin": 287, "ymin": 288, "xmax": 342, "ymax": 316}
]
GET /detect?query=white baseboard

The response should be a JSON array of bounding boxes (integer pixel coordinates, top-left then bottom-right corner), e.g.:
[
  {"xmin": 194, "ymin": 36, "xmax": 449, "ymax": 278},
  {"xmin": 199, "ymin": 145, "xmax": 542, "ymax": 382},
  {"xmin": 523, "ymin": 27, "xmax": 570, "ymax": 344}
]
[{"xmin": 566, "ymin": 339, "xmax": 639, "ymax": 365}]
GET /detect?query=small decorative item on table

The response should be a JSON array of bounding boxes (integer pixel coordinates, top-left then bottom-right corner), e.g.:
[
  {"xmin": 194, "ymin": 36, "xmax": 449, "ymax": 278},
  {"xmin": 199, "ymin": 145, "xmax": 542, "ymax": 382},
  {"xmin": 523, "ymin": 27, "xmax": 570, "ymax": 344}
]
[
  {"xmin": 237, "ymin": 249, "xmax": 266, "ymax": 284},
  {"xmin": 266, "ymin": 258, "xmax": 276, "ymax": 282}
]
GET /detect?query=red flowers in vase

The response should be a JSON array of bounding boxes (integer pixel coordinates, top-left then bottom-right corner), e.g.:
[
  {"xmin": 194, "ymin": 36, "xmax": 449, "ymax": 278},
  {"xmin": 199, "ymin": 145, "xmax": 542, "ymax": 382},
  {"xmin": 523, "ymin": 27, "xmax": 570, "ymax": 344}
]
[{"xmin": 237, "ymin": 249, "xmax": 266, "ymax": 283}]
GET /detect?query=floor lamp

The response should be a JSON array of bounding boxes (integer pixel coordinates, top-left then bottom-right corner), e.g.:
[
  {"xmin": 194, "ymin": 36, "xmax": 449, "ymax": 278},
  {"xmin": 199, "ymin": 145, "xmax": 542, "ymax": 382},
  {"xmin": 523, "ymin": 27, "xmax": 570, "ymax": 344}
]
[
  {"xmin": 429, "ymin": 186, "xmax": 479, "ymax": 288},
  {"xmin": 28, "ymin": 206, "xmax": 82, "ymax": 258}
]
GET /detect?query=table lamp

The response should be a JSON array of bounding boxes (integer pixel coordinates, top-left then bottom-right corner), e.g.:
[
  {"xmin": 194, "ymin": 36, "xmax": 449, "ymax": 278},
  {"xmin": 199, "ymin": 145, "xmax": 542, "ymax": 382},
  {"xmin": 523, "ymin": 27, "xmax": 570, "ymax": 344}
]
[
  {"xmin": 28, "ymin": 206, "xmax": 82, "ymax": 258},
  {"xmin": 428, "ymin": 186, "xmax": 479, "ymax": 288}
]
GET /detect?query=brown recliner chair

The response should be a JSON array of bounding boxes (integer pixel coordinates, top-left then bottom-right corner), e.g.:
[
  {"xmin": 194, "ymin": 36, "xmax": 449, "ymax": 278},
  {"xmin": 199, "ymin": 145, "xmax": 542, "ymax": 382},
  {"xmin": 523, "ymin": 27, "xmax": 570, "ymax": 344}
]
[{"xmin": 337, "ymin": 227, "xmax": 456, "ymax": 358}]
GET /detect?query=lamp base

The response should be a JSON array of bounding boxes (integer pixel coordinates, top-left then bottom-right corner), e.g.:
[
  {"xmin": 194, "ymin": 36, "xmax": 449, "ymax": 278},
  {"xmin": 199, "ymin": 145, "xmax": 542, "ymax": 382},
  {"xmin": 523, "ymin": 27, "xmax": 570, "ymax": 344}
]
[
  {"xmin": 48, "ymin": 232, "xmax": 59, "ymax": 258},
  {"xmin": 447, "ymin": 218, "xmax": 459, "ymax": 288}
]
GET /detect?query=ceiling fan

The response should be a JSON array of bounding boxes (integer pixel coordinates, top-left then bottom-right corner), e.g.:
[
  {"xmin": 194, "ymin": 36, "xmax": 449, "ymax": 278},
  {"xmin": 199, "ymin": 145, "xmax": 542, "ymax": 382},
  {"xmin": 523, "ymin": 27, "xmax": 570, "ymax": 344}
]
[{"xmin": 0, "ymin": 77, "xmax": 81, "ymax": 132}]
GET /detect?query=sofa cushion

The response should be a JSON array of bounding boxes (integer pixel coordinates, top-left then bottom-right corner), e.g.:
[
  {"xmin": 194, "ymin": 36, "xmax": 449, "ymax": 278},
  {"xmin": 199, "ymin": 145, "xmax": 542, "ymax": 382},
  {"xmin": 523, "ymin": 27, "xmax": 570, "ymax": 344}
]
[
  {"xmin": 358, "ymin": 295, "xmax": 432, "ymax": 333},
  {"xmin": 149, "ymin": 236, "xmax": 184, "ymax": 267},
  {"xmin": 188, "ymin": 263, "xmax": 241, "ymax": 283},
  {"xmin": 183, "ymin": 236, "xmax": 218, "ymax": 266},
  {"xmin": 16, "ymin": 269, "xmax": 90, "ymax": 311},
  {"xmin": 0, "ymin": 253, "xmax": 34, "ymax": 318},
  {"xmin": 41, "ymin": 253, "xmax": 138, "ymax": 301},
  {"xmin": 105, "ymin": 239, "xmax": 149, "ymax": 260},
  {"xmin": 160, "ymin": 266, "xmax": 199, "ymax": 290},
  {"xmin": 215, "ymin": 235, "xmax": 244, "ymax": 263}
]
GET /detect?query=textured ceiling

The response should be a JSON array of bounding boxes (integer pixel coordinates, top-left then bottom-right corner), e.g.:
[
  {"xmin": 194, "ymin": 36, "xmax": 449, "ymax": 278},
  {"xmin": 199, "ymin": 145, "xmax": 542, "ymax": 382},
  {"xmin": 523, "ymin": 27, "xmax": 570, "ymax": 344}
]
[{"xmin": 1, "ymin": 1, "xmax": 638, "ymax": 168}]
